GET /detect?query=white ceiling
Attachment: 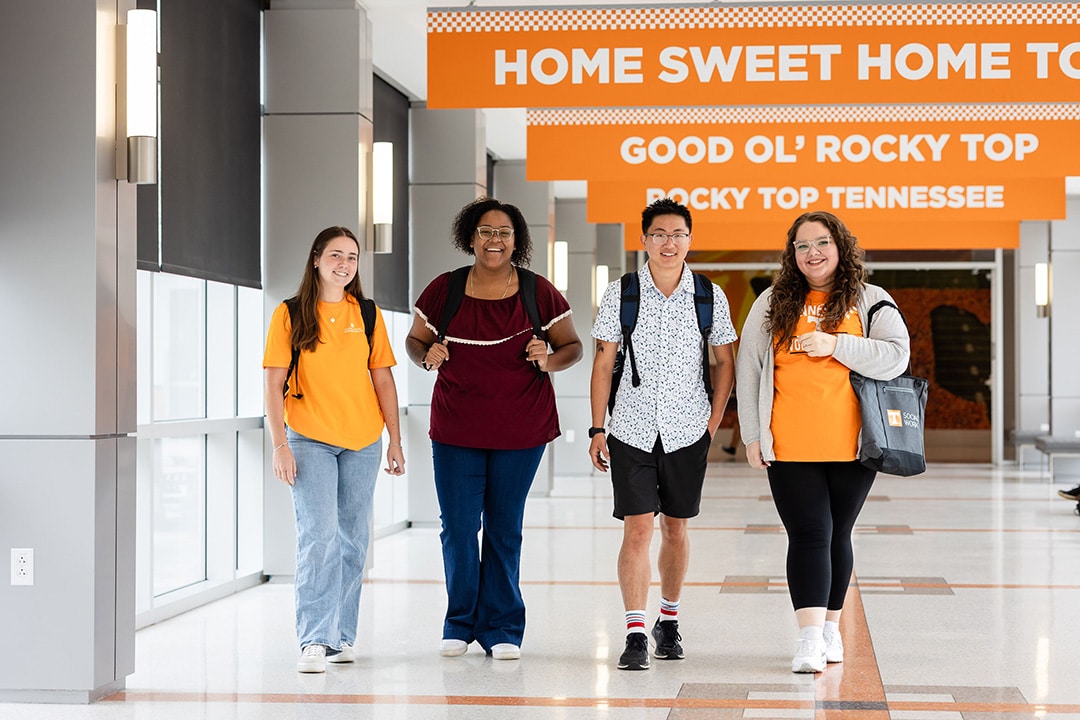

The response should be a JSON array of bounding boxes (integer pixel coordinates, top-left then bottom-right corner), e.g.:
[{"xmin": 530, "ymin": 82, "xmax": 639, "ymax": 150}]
[
  {"xmin": 361, "ymin": 0, "xmax": 1080, "ymax": 199},
  {"xmin": 362, "ymin": 0, "xmax": 707, "ymax": 198}
]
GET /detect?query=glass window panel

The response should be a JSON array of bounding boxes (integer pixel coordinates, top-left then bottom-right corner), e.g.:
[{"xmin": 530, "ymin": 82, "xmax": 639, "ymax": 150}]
[
  {"xmin": 236, "ymin": 285, "xmax": 264, "ymax": 418},
  {"xmin": 206, "ymin": 281, "xmax": 236, "ymax": 419},
  {"xmin": 152, "ymin": 273, "xmax": 206, "ymax": 421},
  {"xmin": 152, "ymin": 436, "xmax": 206, "ymax": 596}
]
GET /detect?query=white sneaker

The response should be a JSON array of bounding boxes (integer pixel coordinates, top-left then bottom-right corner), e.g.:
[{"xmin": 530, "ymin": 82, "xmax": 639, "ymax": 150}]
[
  {"xmin": 297, "ymin": 644, "xmax": 326, "ymax": 673},
  {"xmin": 327, "ymin": 642, "xmax": 354, "ymax": 663},
  {"xmin": 791, "ymin": 630, "xmax": 826, "ymax": 673},
  {"xmin": 822, "ymin": 626, "xmax": 844, "ymax": 663},
  {"xmin": 440, "ymin": 639, "xmax": 468, "ymax": 657},
  {"xmin": 491, "ymin": 643, "xmax": 520, "ymax": 660}
]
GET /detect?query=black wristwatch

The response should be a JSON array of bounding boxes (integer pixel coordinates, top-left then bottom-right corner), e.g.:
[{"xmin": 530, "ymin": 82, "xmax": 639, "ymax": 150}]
[{"xmin": 588, "ymin": 427, "xmax": 607, "ymax": 438}]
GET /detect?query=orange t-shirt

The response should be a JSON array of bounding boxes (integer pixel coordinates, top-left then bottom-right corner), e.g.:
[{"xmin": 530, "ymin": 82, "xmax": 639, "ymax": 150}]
[
  {"xmin": 771, "ymin": 291, "xmax": 863, "ymax": 462},
  {"xmin": 263, "ymin": 296, "xmax": 396, "ymax": 451}
]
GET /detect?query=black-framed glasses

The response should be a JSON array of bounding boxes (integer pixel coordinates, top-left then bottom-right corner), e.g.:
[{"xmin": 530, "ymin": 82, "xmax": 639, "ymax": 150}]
[
  {"xmin": 792, "ymin": 236, "xmax": 833, "ymax": 254},
  {"xmin": 645, "ymin": 232, "xmax": 691, "ymax": 246},
  {"xmin": 476, "ymin": 226, "xmax": 514, "ymax": 241}
]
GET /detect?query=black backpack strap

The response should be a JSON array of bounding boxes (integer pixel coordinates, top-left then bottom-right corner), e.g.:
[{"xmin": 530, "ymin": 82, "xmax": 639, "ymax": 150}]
[
  {"xmin": 282, "ymin": 297, "xmax": 302, "ymax": 399},
  {"xmin": 692, "ymin": 273, "xmax": 715, "ymax": 399},
  {"xmin": 517, "ymin": 268, "xmax": 543, "ymax": 338},
  {"xmin": 619, "ymin": 272, "xmax": 641, "ymax": 387},
  {"xmin": 437, "ymin": 266, "xmax": 471, "ymax": 342},
  {"xmin": 353, "ymin": 292, "xmax": 378, "ymax": 363},
  {"xmin": 516, "ymin": 268, "xmax": 547, "ymax": 375}
]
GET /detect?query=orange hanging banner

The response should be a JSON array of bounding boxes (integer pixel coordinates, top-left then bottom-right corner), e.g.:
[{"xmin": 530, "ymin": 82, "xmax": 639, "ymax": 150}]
[
  {"xmin": 588, "ymin": 176, "xmax": 1064, "ymax": 227},
  {"xmin": 428, "ymin": 4, "xmax": 1080, "ymax": 109},
  {"xmin": 526, "ymin": 105, "xmax": 1080, "ymax": 184}
]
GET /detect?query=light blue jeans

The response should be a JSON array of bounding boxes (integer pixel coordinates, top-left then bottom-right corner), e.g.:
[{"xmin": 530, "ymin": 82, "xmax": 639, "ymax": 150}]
[{"xmin": 287, "ymin": 427, "xmax": 380, "ymax": 651}]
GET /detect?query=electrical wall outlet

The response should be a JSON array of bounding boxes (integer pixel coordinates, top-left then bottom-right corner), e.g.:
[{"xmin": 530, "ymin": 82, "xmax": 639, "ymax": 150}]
[{"xmin": 11, "ymin": 548, "xmax": 33, "ymax": 586}]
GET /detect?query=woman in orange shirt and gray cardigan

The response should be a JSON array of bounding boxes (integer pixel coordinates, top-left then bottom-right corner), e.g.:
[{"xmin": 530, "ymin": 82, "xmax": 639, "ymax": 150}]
[{"xmin": 736, "ymin": 211, "xmax": 909, "ymax": 674}]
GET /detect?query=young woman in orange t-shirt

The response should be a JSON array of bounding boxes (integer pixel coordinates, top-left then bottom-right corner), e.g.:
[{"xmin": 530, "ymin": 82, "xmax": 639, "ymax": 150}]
[{"xmin": 263, "ymin": 226, "xmax": 405, "ymax": 673}]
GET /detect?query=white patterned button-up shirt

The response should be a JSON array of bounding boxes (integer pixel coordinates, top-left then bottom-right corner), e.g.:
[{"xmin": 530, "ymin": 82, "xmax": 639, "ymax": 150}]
[{"xmin": 592, "ymin": 263, "xmax": 737, "ymax": 453}]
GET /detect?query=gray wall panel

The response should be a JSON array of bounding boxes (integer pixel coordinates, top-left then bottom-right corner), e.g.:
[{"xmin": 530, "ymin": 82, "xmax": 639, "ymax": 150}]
[
  {"xmin": 0, "ymin": 439, "xmax": 106, "ymax": 690},
  {"xmin": 0, "ymin": 0, "xmax": 110, "ymax": 437},
  {"xmin": 264, "ymin": 9, "xmax": 370, "ymax": 116},
  {"xmin": 1050, "ymin": 252, "xmax": 1080, "ymax": 414},
  {"xmin": 410, "ymin": 108, "xmax": 485, "ymax": 187}
]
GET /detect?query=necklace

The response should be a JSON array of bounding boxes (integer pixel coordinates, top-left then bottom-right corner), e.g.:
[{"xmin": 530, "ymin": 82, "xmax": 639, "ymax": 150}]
[{"xmin": 469, "ymin": 265, "xmax": 514, "ymax": 300}]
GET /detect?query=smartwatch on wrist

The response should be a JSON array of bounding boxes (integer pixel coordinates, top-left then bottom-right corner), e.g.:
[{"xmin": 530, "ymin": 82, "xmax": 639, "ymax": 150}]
[{"xmin": 588, "ymin": 427, "xmax": 607, "ymax": 438}]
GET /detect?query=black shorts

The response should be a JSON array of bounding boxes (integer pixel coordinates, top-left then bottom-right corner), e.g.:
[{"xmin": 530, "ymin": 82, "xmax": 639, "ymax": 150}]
[{"xmin": 608, "ymin": 431, "xmax": 711, "ymax": 520}]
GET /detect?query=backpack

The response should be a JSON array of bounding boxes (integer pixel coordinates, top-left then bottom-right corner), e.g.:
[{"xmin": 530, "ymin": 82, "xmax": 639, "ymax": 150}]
[
  {"xmin": 608, "ymin": 271, "xmax": 714, "ymax": 414},
  {"xmin": 436, "ymin": 265, "xmax": 546, "ymax": 374},
  {"xmin": 282, "ymin": 291, "xmax": 377, "ymax": 399}
]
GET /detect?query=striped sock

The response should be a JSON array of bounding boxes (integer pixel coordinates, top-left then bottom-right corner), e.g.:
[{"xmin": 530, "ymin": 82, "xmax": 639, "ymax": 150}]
[
  {"xmin": 659, "ymin": 597, "xmax": 679, "ymax": 622},
  {"xmin": 625, "ymin": 610, "xmax": 647, "ymax": 635}
]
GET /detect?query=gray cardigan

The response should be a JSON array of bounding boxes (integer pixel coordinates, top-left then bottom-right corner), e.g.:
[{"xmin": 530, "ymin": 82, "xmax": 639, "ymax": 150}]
[{"xmin": 735, "ymin": 283, "xmax": 911, "ymax": 463}]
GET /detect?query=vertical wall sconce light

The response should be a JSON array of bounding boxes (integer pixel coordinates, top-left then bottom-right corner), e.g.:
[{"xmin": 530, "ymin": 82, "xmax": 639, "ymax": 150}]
[
  {"xmin": 372, "ymin": 141, "xmax": 393, "ymax": 254},
  {"xmin": 118, "ymin": 9, "xmax": 158, "ymax": 184},
  {"xmin": 1034, "ymin": 262, "xmax": 1051, "ymax": 317},
  {"xmin": 553, "ymin": 241, "xmax": 568, "ymax": 291},
  {"xmin": 594, "ymin": 264, "xmax": 610, "ymax": 307}
]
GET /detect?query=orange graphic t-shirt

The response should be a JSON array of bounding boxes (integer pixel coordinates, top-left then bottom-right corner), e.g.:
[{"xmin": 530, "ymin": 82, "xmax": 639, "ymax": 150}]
[{"xmin": 771, "ymin": 291, "xmax": 863, "ymax": 462}]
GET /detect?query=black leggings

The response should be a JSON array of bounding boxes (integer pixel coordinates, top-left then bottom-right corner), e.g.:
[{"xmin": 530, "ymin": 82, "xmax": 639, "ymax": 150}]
[{"xmin": 767, "ymin": 461, "xmax": 876, "ymax": 611}]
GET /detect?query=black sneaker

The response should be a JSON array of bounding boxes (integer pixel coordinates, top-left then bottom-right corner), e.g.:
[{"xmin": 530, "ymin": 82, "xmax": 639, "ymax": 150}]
[
  {"xmin": 1058, "ymin": 485, "xmax": 1080, "ymax": 501},
  {"xmin": 651, "ymin": 618, "xmax": 685, "ymax": 660},
  {"xmin": 617, "ymin": 633, "xmax": 650, "ymax": 670}
]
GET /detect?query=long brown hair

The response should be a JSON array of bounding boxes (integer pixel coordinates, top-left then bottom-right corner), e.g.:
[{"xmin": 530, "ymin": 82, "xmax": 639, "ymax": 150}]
[
  {"xmin": 766, "ymin": 211, "xmax": 866, "ymax": 354},
  {"xmin": 289, "ymin": 226, "xmax": 364, "ymax": 352}
]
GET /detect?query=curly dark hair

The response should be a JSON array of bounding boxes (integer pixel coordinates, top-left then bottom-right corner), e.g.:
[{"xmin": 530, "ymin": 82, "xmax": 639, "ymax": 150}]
[
  {"xmin": 765, "ymin": 211, "xmax": 867, "ymax": 354},
  {"xmin": 641, "ymin": 197, "xmax": 692, "ymax": 234},
  {"xmin": 450, "ymin": 197, "xmax": 532, "ymax": 267}
]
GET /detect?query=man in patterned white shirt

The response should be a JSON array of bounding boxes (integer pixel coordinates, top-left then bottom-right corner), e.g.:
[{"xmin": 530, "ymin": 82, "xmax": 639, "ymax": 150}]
[{"xmin": 588, "ymin": 197, "xmax": 737, "ymax": 671}]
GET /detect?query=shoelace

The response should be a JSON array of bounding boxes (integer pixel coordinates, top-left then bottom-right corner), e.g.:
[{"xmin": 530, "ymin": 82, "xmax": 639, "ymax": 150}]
[
  {"xmin": 302, "ymin": 645, "xmax": 323, "ymax": 657},
  {"xmin": 794, "ymin": 637, "xmax": 824, "ymax": 658}
]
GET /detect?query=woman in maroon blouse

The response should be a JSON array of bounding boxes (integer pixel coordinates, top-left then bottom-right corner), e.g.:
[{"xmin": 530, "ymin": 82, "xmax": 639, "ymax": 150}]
[{"xmin": 406, "ymin": 197, "xmax": 583, "ymax": 661}]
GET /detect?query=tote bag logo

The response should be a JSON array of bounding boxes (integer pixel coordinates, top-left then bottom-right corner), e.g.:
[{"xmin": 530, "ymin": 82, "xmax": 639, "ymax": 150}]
[{"xmin": 887, "ymin": 409, "xmax": 903, "ymax": 427}]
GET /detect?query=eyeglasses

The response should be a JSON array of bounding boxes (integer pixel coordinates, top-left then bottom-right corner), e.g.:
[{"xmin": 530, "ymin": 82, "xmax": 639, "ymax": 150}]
[
  {"xmin": 476, "ymin": 226, "xmax": 514, "ymax": 241},
  {"xmin": 645, "ymin": 232, "xmax": 691, "ymax": 246},
  {"xmin": 792, "ymin": 236, "xmax": 833, "ymax": 254}
]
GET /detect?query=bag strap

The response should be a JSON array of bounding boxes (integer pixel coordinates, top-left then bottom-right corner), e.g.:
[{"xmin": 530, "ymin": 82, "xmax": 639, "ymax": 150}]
[
  {"xmin": 864, "ymin": 298, "xmax": 913, "ymax": 374},
  {"xmin": 692, "ymin": 273, "xmax": 714, "ymax": 399},
  {"xmin": 516, "ymin": 268, "xmax": 547, "ymax": 375},
  {"xmin": 865, "ymin": 299, "xmax": 906, "ymax": 331},
  {"xmin": 283, "ymin": 298, "xmax": 302, "ymax": 399},
  {"xmin": 618, "ymin": 272, "xmax": 641, "ymax": 388},
  {"xmin": 282, "ymin": 292, "xmax": 379, "ymax": 399},
  {"xmin": 437, "ymin": 266, "xmax": 472, "ymax": 343}
]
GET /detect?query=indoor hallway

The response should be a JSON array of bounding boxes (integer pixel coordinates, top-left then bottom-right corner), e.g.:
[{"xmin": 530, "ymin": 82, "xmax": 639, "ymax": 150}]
[{"xmin": 6, "ymin": 461, "xmax": 1079, "ymax": 719}]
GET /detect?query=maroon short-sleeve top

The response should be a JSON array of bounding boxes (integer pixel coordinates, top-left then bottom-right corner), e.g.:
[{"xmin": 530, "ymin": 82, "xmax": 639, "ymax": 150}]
[{"xmin": 413, "ymin": 269, "xmax": 573, "ymax": 450}]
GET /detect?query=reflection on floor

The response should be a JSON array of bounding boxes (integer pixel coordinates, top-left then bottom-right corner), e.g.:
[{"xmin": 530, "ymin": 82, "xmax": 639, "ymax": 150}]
[{"xmin": 7, "ymin": 462, "xmax": 1080, "ymax": 719}]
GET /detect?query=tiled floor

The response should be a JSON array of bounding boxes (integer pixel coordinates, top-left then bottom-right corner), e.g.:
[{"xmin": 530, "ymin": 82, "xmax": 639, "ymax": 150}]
[{"xmin": 6, "ymin": 462, "xmax": 1080, "ymax": 719}]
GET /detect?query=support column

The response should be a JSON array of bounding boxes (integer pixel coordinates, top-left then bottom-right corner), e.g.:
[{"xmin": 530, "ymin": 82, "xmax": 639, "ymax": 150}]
[
  {"xmin": 407, "ymin": 106, "xmax": 486, "ymax": 524},
  {"xmin": 1014, "ymin": 221, "xmax": 1051, "ymax": 464},
  {"xmin": 0, "ymin": 0, "xmax": 136, "ymax": 702},
  {"xmin": 1049, "ymin": 198, "xmax": 1080, "ymax": 477},
  {"xmin": 495, "ymin": 161, "xmax": 556, "ymax": 494},
  {"xmin": 551, "ymin": 200, "xmax": 600, "ymax": 480},
  {"xmin": 262, "ymin": 0, "xmax": 374, "ymax": 573}
]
